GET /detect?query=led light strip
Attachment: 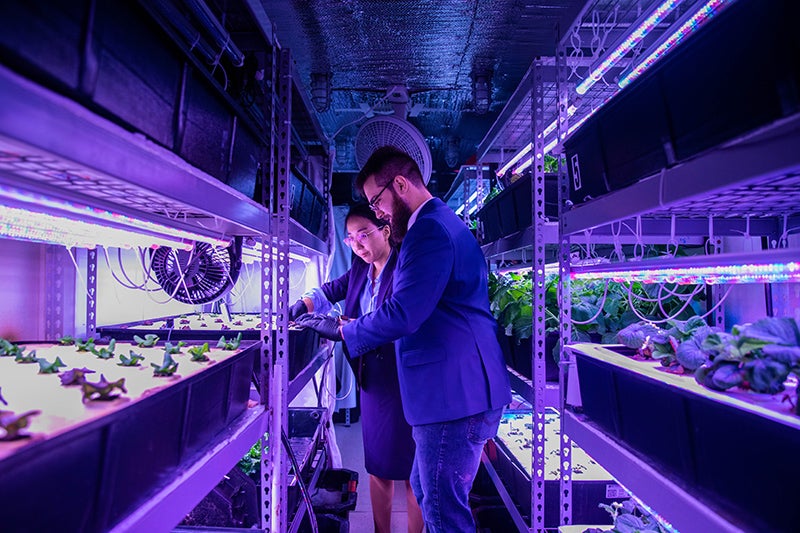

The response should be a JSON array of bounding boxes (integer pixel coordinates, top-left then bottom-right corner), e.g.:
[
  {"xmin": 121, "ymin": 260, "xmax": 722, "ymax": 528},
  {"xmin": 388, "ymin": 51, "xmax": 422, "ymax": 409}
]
[
  {"xmin": 618, "ymin": 0, "xmax": 734, "ymax": 89},
  {"xmin": 0, "ymin": 205, "xmax": 195, "ymax": 250},
  {"xmin": 576, "ymin": 0, "xmax": 686, "ymax": 95},
  {"xmin": 496, "ymin": 106, "xmax": 578, "ymax": 177},
  {"xmin": 0, "ymin": 184, "xmax": 230, "ymax": 249},
  {"xmin": 572, "ymin": 262, "xmax": 800, "ymax": 285}
]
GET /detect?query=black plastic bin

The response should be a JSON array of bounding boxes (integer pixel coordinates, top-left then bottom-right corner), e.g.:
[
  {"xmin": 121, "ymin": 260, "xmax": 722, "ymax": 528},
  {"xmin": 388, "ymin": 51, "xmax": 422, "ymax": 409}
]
[{"xmin": 311, "ymin": 468, "xmax": 359, "ymax": 515}]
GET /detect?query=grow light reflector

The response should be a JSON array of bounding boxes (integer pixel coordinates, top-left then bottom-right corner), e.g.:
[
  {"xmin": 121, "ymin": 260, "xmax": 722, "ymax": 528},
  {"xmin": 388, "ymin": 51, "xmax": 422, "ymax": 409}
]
[
  {"xmin": 571, "ymin": 250, "xmax": 800, "ymax": 285},
  {"xmin": 575, "ymin": 0, "xmax": 686, "ymax": 95},
  {"xmin": 618, "ymin": 0, "xmax": 734, "ymax": 89}
]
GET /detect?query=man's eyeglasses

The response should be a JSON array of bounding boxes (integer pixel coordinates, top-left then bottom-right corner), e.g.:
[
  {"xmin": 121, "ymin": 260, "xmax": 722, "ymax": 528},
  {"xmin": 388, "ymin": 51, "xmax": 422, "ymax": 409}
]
[
  {"xmin": 343, "ymin": 227, "xmax": 381, "ymax": 247},
  {"xmin": 368, "ymin": 180, "xmax": 393, "ymax": 212}
]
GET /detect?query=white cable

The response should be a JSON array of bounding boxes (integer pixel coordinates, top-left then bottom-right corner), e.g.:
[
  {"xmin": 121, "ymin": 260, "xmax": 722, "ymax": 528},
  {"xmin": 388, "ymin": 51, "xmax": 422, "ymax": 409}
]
[{"xmin": 65, "ymin": 246, "xmax": 93, "ymax": 299}]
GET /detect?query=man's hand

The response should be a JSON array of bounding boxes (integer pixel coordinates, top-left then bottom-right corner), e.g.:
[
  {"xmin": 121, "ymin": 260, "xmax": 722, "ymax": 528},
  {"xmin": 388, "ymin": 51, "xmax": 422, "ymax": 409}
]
[
  {"xmin": 294, "ymin": 314, "xmax": 342, "ymax": 341},
  {"xmin": 288, "ymin": 299, "xmax": 308, "ymax": 321}
]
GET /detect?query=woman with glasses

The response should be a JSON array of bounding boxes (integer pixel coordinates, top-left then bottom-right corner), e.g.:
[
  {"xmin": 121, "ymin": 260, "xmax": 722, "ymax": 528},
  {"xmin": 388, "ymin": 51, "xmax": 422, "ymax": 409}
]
[{"xmin": 289, "ymin": 203, "xmax": 422, "ymax": 533}]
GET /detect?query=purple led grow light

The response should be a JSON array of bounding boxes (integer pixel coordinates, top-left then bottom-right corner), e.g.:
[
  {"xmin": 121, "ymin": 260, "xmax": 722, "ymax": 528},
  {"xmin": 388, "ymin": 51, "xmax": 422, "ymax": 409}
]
[
  {"xmin": 576, "ymin": 0, "xmax": 687, "ymax": 95},
  {"xmin": 618, "ymin": 0, "xmax": 735, "ymax": 89},
  {"xmin": 571, "ymin": 249, "xmax": 800, "ymax": 285}
]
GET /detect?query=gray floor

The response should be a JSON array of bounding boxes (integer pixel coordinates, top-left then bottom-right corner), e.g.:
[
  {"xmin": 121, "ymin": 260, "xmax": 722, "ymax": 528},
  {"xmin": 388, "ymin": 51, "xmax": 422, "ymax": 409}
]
[{"xmin": 335, "ymin": 418, "xmax": 412, "ymax": 533}]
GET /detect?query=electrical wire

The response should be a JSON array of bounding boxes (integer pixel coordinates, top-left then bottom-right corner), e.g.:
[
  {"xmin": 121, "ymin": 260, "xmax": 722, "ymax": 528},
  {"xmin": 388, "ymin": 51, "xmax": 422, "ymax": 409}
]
[{"xmin": 570, "ymin": 279, "xmax": 611, "ymax": 325}]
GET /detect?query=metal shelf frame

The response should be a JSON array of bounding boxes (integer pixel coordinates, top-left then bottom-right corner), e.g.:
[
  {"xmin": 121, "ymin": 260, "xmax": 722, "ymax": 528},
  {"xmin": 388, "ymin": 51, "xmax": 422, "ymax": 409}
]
[{"xmin": 0, "ymin": 20, "xmax": 330, "ymax": 533}]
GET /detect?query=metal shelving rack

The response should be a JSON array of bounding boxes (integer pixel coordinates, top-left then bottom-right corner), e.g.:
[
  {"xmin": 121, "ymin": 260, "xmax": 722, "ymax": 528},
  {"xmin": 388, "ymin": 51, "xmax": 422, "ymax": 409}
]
[
  {"xmin": 552, "ymin": 1, "xmax": 800, "ymax": 529},
  {"xmin": 474, "ymin": 2, "xmax": 770, "ymax": 531},
  {"xmin": 0, "ymin": 6, "xmax": 331, "ymax": 531},
  {"xmin": 557, "ymin": 110, "xmax": 800, "ymax": 532}
]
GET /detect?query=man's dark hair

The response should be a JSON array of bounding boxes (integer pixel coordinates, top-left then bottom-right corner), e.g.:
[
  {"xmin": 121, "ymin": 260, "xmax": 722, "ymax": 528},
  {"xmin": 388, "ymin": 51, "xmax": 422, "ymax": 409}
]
[
  {"xmin": 355, "ymin": 146, "xmax": 424, "ymax": 195},
  {"xmin": 344, "ymin": 202, "xmax": 388, "ymax": 228}
]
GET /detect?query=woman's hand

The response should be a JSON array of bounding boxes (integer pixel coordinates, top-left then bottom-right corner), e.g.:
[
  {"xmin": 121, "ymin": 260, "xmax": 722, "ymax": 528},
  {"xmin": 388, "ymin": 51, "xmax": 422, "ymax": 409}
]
[{"xmin": 294, "ymin": 314, "xmax": 343, "ymax": 341}]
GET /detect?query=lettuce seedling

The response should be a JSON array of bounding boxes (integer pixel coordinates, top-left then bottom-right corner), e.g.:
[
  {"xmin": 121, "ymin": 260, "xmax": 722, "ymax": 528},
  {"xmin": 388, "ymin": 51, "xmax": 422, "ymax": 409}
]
[
  {"xmin": 59, "ymin": 336, "xmax": 76, "ymax": 346},
  {"xmin": 217, "ymin": 332, "xmax": 242, "ymax": 351},
  {"xmin": 76, "ymin": 338, "xmax": 96, "ymax": 352},
  {"xmin": 164, "ymin": 340, "xmax": 187, "ymax": 355},
  {"xmin": 81, "ymin": 374, "xmax": 127, "ymax": 402},
  {"xmin": 91, "ymin": 339, "xmax": 117, "ymax": 359},
  {"xmin": 118, "ymin": 350, "xmax": 145, "ymax": 367},
  {"xmin": 0, "ymin": 339, "xmax": 25, "ymax": 358},
  {"xmin": 188, "ymin": 342, "xmax": 211, "ymax": 362},
  {"xmin": 37, "ymin": 356, "xmax": 67, "ymax": 374},
  {"xmin": 59, "ymin": 367, "xmax": 95, "ymax": 386},
  {"xmin": 151, "ymin": 352, "xmax": 179, "ymax": 376},
  {"xmin": 0, "ymin": 409, "xmax": 41, "ymax": 441},
  {"xmin": 133, "ymin": 334, "xmax": 160, "ymax": 347},
  {"xmin": 15, "ymin": 349, "xmax": 38, "ymax": 364}
]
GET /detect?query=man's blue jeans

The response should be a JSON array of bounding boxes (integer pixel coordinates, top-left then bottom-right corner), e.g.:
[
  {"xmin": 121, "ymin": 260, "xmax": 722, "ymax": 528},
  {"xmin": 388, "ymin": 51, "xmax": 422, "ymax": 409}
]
[{"xmin": 409, "ymin": 407, "xmax": 504, "ymax": 532}]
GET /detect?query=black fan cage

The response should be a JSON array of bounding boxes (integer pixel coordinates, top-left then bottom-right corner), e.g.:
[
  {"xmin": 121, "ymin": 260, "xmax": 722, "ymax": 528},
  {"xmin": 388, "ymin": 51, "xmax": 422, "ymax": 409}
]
[{"xmin": 151, "ymin": 239, "xmax": 242, "ymax": 304}]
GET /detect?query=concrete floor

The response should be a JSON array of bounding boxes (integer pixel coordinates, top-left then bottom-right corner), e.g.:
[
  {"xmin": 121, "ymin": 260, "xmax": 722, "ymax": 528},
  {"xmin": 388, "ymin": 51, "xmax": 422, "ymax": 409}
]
[{"xmin": 335, "ymin": 419, "xmax": 412, "ymax": 533}]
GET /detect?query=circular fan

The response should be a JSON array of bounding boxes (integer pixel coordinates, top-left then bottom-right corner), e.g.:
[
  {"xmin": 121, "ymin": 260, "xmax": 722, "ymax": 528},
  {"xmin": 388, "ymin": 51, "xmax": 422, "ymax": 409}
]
[
  {"xmin": 151, "ymin": 238, "xmax": 242, "ymax": 304},
  {"xmin": 355, "ymin": 116, "xmax": 433, "ymax": 184}
]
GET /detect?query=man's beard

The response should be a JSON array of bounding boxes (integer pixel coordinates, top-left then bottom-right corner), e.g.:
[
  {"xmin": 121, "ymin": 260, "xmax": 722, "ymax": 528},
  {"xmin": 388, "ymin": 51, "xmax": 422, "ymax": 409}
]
[{"xmin": 385, "ymin": 193, "xmax": 413, "ymax": 243}]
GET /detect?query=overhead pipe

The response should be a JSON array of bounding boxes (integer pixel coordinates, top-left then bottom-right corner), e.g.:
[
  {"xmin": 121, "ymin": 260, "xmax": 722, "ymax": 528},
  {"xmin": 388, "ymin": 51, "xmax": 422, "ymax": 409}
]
[{"xmin": 182, "ymin": 0, "xmax": 246, "ymax": 67}]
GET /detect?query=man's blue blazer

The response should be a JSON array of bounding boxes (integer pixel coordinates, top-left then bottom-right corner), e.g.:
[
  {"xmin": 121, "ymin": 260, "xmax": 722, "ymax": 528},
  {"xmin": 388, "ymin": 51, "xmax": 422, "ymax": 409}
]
[{"xmin": 342, "ymin": 198, "xmax": 511, "ymax": 426}]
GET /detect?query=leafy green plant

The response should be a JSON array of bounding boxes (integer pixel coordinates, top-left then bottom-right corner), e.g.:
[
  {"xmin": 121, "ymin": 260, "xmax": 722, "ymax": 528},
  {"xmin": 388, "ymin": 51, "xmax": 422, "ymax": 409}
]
[
  {"xmin": 37, "ymin": 356, "xmax": 67, "ymax": 374},
  {"xmin": 75, "ymin": 338, "xmax": 96, "ymax": 352},
  {"xmin": 118, "ymin": 351, "xmax": 145, "ymax": 367},
  {"xmin": 188, "ymin": 342, "xmax": 211, "ymax": 362},
  {"xmin": 0, "ymin": 409, "xmax": 41, "ymax": 440},
  {"xmin": 238, "ymin": 440, "xmax": 262, "ymax": 477},
  {"xmin": 15, "ymin": 349, "xmax": 38, "ymax": 364},
  {"xmin": 0, "ymin": 339, "xmax": 25, "ymax": 358},
  {"xmin": 58, "ymin": 336, "xmax": 76, "ymax": 346},
  {"xmin": 696, "ymin": 317, "xmax": 800, "ymax": 394},
  {"xmin": 91, "ymin": 339, "xmax": 117, "ymax": 360},
  {"xmin": 59, "ymin": 367, "xmax": 95, "ymax": 386},
  {"xmin": 133, "ymin": 334, "xmax": 160, "ymax": 347},
  {"xmin": 164, "ymin": 340, "xmax": 187, "ymax": 355},
  {"xmin": 217, "ymin": 333, "xmax": 242, "ymax": 351},
  {"xmin": 617, "ymin": 316, "xmax": 712, "ymax": 370},
  {"xmin": 81, "ymin": 374, "xmax": 127, "ymax": 402},
  {"xmin": 151, "ymin": 352, "xmax": 179, "ymax": 376}
]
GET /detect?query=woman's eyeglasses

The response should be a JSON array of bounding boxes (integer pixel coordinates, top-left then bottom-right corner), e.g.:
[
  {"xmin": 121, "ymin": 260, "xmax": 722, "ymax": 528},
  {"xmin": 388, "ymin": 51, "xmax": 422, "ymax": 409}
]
[{"xmin": 343, "ymin": 227, "xmax": 382, "ymax": 247}]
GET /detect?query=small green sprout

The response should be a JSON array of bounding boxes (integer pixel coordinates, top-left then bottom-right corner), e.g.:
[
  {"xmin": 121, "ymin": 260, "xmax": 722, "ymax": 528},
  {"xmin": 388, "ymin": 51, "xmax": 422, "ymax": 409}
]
[
  {"xmin": 133, "ymin": 334, "xmax": 160, "ymax": 347},
  {"xmin": 217, "ymin": 332, "xmax": 242, "ymax": 351},
  {"xmin": 188, "ymin": 342, "xmax": 211, "ymax": 362},
  {"xmin": 91, "ymin": 339, "xmax": 117, "ymax": 360},
  {"xmin": 59, "ymin": 367, "xmax": 95, "ymax": 386},
  {"xmin": 0, "ymin": 339, "xmax": 25, "ymax": 358},
  {"xmin": 118, "ymin": 350, "xmax": 145, "ymax": 367},
  {"xmin": 15, "ymin": 349, "xmax": 38, "ymax": 364},
  {"xmin": 58, "ymin": 336, "xmax": 76, "ymax": 346},
  {"xmin": 164, "ymin": 340, "xmax": 187, "ymax": 355},
  {"xmin": 0, "ymin": 409, "xmax": 41, "ymax": 440},
  {"xmin": 151, "ymin": 352, "xmax": 179, "ymax": 376},
  {"xmin": 75, "ymin": 338, "xmax": 96, "ymax": 352},
  {"xmin": 37, "ymin": 356, "xmax": 67, "ymax": 374},
  {"xmin": 81, "ymin": 374, "xmax": 127, "ymax": 402}
]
